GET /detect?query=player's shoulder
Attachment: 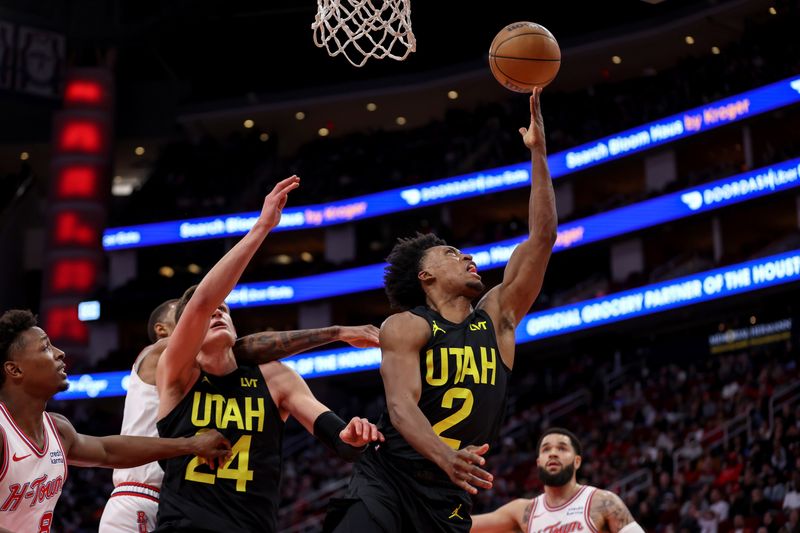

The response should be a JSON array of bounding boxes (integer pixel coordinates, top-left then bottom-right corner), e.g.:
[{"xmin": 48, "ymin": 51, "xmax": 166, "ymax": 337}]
[
  {"xmin": 380, "ymin": 311, "xmax": 430, "ymax": 342},
  {"xmin": 258, "ymin": 360, "xmax": 300, "ymax": 385},
  {"xmin": 46, "ymin": 412, "xmax": 76, "ymax": 449},
  {"xmin": 588, "ymin": 487, "xmax": 624, "ymax": 510}
]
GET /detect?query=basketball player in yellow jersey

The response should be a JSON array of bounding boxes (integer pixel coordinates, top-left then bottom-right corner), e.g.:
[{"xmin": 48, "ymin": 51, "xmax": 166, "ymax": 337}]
[
  {"xmin": 154, "ymin": 177, "xmax": 383, "ymax": 533},
  {"xmin": 471, "ymin": 428, "xmax": 644, "ymax": 533},
  {"xmin": 325, "ymin": 88, "xmax": 557, "ymax": 532}
]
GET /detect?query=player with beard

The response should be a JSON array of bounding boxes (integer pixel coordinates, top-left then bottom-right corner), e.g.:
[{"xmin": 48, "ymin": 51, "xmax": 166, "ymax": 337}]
[{"xmin": 471, "ymin": 428, "xmax": 644, "ymax": 533}]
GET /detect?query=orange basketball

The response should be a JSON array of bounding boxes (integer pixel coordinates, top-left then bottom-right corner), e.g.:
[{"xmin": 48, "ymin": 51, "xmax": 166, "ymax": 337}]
[{"xmin": 489, "ymin": 22, "xmax": 561, "ymax": 92}]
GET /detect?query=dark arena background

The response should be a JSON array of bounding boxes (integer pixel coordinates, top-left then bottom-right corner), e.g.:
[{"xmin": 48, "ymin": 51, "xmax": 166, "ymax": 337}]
[{"xmin": 1, "ymin": 0, "xmax": 799, "ymax": 531}]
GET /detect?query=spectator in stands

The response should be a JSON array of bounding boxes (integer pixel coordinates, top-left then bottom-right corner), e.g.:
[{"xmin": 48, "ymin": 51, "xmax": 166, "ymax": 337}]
[
  {"xmin": 784, "ymin": 481, "xmax": 800, "ymax": 511},
  {"xmin": 709, "ymin": 487, "xmax": 730, "ymax": 522},
  {"xmin": 779, "ymin": 509, "xmax": 799, "ymax": 533},
  {"xmin": 732, "ymin": 514, "xmax": 752, "ymax": 533}
]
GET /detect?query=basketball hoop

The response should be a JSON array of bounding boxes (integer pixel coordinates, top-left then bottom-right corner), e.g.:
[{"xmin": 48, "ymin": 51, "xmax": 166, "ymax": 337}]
[{"xmin": 312, "ymin": 0, "xmax": 416, "ymax": 68}]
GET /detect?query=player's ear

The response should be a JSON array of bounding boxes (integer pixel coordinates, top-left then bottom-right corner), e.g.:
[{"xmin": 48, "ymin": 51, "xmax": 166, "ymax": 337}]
[
  {"xmin": 3, "ymin": 360, "xmax": 22, "ymax": 380},
  {"xmin": 418, "ymin": 269, "xmax": 434, "ymax": 282},
  {"xmin": 574, "ymin": 454, "xmax": 582, "ymax": 470},
  {"xmin": 154, "ymin": 322, "xmax": 170, "ymax": 339}
]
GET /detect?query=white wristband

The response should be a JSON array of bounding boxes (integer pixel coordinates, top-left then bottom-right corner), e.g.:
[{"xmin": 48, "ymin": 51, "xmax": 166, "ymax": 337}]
[{"xmin": 618, "ymin": 522, "xmax": 645, "ymax": 533}]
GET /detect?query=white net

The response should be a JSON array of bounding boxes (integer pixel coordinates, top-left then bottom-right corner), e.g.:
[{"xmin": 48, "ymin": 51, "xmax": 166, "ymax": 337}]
[{"xmin": 312, "ymin": 0, "xmax": 416, "ymax": 68}]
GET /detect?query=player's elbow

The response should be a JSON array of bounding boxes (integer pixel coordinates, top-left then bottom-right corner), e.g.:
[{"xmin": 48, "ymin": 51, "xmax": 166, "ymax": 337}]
[
  {"xmin": 537, "ymin": 219, "xmax": 558, "ymax": 246},
  {"xmin": 528, "ymin": 225, "xmax": 557, "ymax": 250}
]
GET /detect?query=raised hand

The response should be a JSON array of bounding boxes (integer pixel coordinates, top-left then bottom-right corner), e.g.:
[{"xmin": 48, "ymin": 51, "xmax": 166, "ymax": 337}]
[
  {"xmin": 339, "ymin": 416, "xmax": 385, "ymax": 447},
  {"xmin": 258, "ymin": 175, "xmax": 301, "ymax": 231},
  {"xmin": 519, "ymin": 87, "xmax": 545, "ymax": 151},
  {"xmin": 339, "ymin": 324, "xmax": 380, "ymax": 348},
  {"xmin": 443, "ymin": 443, "xmax": 493, "ymax": 495},
  {"xmin": 190, "ymin": 429, "xmax": 232, "ymax": 470}
]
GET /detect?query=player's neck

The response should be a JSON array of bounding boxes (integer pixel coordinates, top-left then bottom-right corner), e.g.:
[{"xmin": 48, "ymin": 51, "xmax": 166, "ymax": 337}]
[
  {"xmin": 543, "ymin": 480, "xmax": 581, "ymax": 508},
  {"xmin": 426, "ymin": 293, "xmax": 473, "ymax": 324},
  {"xmin": 0, "ymin": 391, "xmax": 47, "ymax": 442},
  {"xmin": 197, "ymin": 347, "xmax": 237, "ymax": 376}
]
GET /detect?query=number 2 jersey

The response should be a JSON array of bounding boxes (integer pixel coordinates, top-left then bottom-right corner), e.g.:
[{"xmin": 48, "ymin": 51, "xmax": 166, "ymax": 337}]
[
  {"xmin": 379, "ymin": 306, "xmax": 511, "ymax": 470},
  {"xmin": 155, "ymin": 365, "xmax": 284, "ymax": 532}
]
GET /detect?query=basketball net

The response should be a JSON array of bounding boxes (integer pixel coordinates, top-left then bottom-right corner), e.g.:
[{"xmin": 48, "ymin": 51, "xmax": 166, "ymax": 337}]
[{"xmin": 312, "ymin": 0, "xmax": 416, "ymax": 68}]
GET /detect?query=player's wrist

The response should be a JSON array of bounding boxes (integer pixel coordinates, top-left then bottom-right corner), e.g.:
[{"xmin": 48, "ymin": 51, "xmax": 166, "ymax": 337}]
[
  {"xmin": 314, "ymin": 411, "xmax": 366, "ymax": 461},
  {"xmin": 431, "ymin": 444, "xmax": 457, "ymax": 471}
]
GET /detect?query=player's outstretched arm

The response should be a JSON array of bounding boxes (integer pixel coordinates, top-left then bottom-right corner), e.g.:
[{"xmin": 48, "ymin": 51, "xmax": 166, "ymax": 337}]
[
  {"xmin": 381, "ymin": 313, "xmax": 494, "ymax": 495},
  {"xmin": 156, "ymin": 176, "xmax": 299, "ymax": 416},
  {"xmin": 471, "ymin": 498, "xmax": 530, "ymax": 533},
  {"xmin": 234, "ymin": 324, "xmax": 379, "ymax": 365},
  {"xmin": 590, "ymin": 490, "xmax": 643, "ymax": 533},
  {"xmin": 50, "ymin": 412, "xmax": 231, "ymax": 469},
  {"xmin": 479, "ymin": 88, "xmax": 557, "ymax": 328},
  {"xmin": 260, "ymin": 362, "xmax": 383, "ymax": 461}
]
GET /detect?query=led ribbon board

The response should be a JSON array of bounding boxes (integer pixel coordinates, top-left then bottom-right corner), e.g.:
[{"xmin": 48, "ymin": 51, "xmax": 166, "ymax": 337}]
[
  {"xmin": 518, "ymin": 249, "xmax": 800, "ymax": 342},
  {"xmin": 59, "ymin": 248, "xmax": 800, "ymax": 399},
  {"xmin": 102, "ymin": 75, "xmax": 800, "ymax": 251},
  {"xmin": 223, "ymin": 157, "xmax": 800, "ymax": 308}
]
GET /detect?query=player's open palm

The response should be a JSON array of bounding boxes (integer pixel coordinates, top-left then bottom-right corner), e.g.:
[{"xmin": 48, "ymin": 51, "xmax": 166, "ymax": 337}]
[
  {"xmin": 445, "ymin": 443, "xmax": 493, "ymax": 495},
  {"xmin": 339, "ymin": 417, "xmax": 385, "ymax": 447},
  {"xmin": 519, "ymin": 87, "xmax": 545, "ymax": 150},
  {"xmin": 259, "ymin": 175, "xmax": 301, "ymax": 230},
  {"xmin": 191, "ymin": 429, "xmax": 232, "ymax": 470}
]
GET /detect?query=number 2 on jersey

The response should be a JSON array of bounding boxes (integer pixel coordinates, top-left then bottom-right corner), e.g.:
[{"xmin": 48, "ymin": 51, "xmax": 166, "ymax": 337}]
[
  {"xmin": 431, "ymin": 387, "xmax": 474, "ymax": 449},
  {"xmin": 185, "ymin": 434, "xmax": 254, "ymax": 492}
]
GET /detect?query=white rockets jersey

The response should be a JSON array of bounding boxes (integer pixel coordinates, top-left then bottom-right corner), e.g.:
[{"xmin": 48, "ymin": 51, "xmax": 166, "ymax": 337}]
[
  {"xmin": 112, "ymin": 353, "xmax": 164, "ymax": 488},
  {"xmin": 528, "ymin": 485, "xmax": 600, "ymax": 533},
  {"xmin": 0, "ymin": 403, "xmax": 67, "ymax": 533}
]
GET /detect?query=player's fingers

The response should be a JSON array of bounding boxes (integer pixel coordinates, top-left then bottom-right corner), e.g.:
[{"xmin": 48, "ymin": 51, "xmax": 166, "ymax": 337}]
[
  {"xmin": 468, "ymin": 473, "xmax": 493, "ymax": 489},
  {"xmin": 466, "ymin": 443, "xmax": 490, "ymax": 455},
  {"xmin": 350, "ymin": 417, "xmax": 362, "ymax": 439},
  {"xmin": 281, "ymin": 180, "xmax": 301, "ymax": 194},
  {"xmin": 519, "ymin": 127, "xmax": 527, "ymax": 136},
  {"xmin": 470, "ymin": 464, "xmax": 494, "ymax": 483},
  {"xmin": 273, "ymin": 175, "xmax": 300, "ymax": 192},
  {"xmin": 369, "ymin": 424, "xmax": 378, "ymax": 441},
  {"xmin": 267, "ymin": 177, "xmax": 300, "ymax": 201},
  {"xmin": 458, "ymin": 451, "xmax": 486, "ymax": 466},
  {"xmin": 458, "ymin": 479, "xmax": 478, "ymax": 495}
]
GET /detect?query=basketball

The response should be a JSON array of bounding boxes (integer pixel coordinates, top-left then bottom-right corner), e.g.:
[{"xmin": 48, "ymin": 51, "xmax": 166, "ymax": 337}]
[{"xmin": 489, "ymin": 22, "xmax": 561, "ymax": 92}]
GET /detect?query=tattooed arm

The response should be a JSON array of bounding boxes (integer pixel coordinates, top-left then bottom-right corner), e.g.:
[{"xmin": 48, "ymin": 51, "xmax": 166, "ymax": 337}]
[
  {"xmin": 471, "ymin": 498, "xmax": 530, "ymax": 532},
  {"xmin": 233, "ymin": 324, "xmax": 379, "ymax": 365},
  {"xmin": 589, "ymin": 490, "xmax": 638, "ymax": 533}
]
